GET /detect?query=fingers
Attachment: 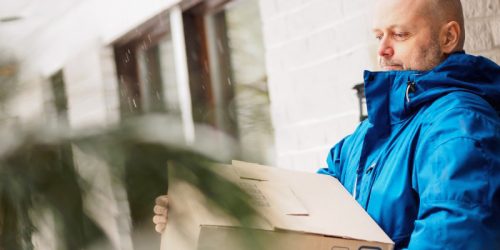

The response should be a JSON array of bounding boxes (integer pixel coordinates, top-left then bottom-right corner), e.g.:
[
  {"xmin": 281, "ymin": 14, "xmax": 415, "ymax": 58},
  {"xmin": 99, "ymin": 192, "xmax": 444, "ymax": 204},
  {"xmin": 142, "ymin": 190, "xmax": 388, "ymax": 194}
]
[
  {"xmin": 153, "ymin": 214, "xmax": 167, "ymax": 233},
  {"xmin": 153, "ymin": 195, "xmax": 169, "ymax": 234},
  {"xmin": 154, "ymin": 205, "xmax": 167, "ymax": 215},
  {"xmin": 153, "ymin": 214, "xmax": 167, "ymax": 224},
  {"xmin": 155, "ymin": 223, "xmax": 166, "ymax": 233},
  {"xmin": 155, "ymin": 195, "xmax": 169, "ymax": 207}
]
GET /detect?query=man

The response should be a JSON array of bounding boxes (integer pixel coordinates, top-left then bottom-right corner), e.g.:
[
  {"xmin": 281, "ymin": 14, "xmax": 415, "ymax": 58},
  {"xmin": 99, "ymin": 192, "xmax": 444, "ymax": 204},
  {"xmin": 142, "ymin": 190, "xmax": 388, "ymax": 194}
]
[{"xmin": 154, "ymin": 0, "xmax": 500, "ymax": 248}]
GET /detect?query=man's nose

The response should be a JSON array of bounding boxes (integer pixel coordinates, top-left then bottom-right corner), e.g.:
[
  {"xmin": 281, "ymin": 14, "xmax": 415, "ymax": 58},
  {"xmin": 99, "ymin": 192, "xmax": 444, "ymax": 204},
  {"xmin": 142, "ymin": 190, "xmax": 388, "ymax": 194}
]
[{"xmin": 377, "ymin": 38, "xmax": 394, "ymax": 58}]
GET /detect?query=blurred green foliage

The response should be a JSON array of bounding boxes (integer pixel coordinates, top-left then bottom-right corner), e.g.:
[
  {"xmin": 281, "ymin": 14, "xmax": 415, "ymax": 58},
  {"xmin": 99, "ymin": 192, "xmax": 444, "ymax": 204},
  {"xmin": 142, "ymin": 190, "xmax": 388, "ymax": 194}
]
[{"xmin": 0, "ymin": 116, "xmax": 257, "ymax": 250}]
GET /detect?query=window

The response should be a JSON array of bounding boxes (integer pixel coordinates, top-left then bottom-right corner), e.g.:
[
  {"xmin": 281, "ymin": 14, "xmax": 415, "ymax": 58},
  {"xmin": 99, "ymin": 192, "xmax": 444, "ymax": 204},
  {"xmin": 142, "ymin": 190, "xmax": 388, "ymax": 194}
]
[
  {"xmin": 182, "ymin": 0, "xmax": 274, "ymax": 163},
  {"xmin": 114, "ymin": 13, "xmax": 180, "ymax": 118},
  {"xmin": 137, "ymin": 36, "xmax": 179, "ymax": 114},
  {"xmin": 113, "ymin": 0, "xmax": 274, "ymax": 164}
]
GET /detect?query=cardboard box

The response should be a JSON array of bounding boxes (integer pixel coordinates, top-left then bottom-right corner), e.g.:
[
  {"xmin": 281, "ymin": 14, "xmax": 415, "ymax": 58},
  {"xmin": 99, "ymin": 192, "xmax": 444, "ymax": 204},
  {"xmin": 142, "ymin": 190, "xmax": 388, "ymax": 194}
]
[{"xmin": 161, "ymin": 161, "xmax": 394, "ymax": 250}]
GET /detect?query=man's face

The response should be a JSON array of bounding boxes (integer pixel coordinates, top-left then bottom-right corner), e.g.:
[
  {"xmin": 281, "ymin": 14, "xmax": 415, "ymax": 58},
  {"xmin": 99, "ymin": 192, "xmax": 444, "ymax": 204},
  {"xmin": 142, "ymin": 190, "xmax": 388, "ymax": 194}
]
[{"xmin": 372, "ymin": 0, "xmax": 445, "ymax": 71}]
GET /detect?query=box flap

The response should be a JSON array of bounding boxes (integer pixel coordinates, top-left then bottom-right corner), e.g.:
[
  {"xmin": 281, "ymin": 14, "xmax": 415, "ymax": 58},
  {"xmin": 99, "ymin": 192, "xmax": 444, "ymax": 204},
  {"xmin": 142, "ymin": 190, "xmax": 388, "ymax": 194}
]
[
  {"xmin": 232, "ymin": 162, "xmax": 393, "ymax": 245},
  {"xmin": 247, "ymin": 181, "xmax": 309, "ymax": 216},
  {"xmin": 232, "ymin": 160, "xmax": 271, "ymax": 181},
  {"xmin": 232, "ymin": 161, "xmax": 308, "ymax": 216}
]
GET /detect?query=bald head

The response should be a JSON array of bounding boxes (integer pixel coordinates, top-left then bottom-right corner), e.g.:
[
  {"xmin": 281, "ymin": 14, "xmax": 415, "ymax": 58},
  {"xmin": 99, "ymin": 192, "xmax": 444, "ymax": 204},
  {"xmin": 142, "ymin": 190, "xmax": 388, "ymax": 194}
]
[{"xmin": 424, "ymin": 0, "xmax": 465, "ymax": 50}]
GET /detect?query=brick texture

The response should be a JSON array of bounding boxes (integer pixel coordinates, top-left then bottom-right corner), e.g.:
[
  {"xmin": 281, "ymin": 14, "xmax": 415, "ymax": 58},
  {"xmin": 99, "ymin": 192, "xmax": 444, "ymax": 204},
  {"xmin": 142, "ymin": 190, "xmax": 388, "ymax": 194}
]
[
  {"xmin": 462, "ymin": 0, "xmax": 500, "ymax": 58},
  {"xmin": 462, "ymin": 0, "xmax": 500, "ymax": 18}
]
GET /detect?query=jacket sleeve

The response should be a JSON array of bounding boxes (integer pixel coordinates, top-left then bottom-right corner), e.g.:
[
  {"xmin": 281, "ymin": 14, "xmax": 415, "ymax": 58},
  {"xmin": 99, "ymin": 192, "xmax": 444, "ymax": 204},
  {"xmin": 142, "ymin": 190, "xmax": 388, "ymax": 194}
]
[
  {"xmin": 317, "ymin": 137, "xmax": 348, "ymax": 180},
  {"xmin": 406, "ymin": 136, "xmax": 500, "ymax": 249}
]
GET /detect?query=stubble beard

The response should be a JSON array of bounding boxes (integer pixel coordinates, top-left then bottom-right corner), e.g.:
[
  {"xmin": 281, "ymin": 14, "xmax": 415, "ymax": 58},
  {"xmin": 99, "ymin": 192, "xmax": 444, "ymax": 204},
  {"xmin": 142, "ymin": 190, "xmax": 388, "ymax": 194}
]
[
  {"xmin": 411, "ymin": 39, "xmax": 444, "ymax": 71},
  {"xmin": 379, "ymin": 37, "xmax": 444, "ymax": 71}
]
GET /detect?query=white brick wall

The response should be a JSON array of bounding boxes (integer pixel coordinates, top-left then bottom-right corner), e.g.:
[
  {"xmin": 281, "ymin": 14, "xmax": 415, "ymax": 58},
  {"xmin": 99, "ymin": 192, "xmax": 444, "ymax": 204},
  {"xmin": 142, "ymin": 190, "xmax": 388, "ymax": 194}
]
[
  {"xmin": 260, "ymin": 0, "xmax": 500, "ymax": 172},
  {"xmin": 260, "ymin": 0, "xmax": 375, "ymax": 171},
  {"xmin": 462, "ymin": 0, "xmax": 500, "ymax": 63}
]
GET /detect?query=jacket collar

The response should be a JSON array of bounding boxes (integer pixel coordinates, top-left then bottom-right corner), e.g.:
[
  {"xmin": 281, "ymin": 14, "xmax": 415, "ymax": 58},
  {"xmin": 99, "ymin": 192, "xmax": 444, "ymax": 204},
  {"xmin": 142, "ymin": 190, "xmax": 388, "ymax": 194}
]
[
  {"xmin": 363, "ymin": 70, "xmax": 421, "ymax": 129},
  {"xmin": 363, "ymin": 51, "xmax": 500, "ymax": 131}
]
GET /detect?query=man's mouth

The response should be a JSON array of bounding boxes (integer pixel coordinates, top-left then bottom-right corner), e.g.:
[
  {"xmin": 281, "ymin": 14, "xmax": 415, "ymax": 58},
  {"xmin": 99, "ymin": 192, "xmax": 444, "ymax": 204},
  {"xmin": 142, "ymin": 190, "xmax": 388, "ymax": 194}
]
[
  {"xmin": 379, "ymin": 58, "xmax": 405, "ymax": 71},
  {"xmin": 382, "ymin": 64, "xmax": 404, "ymax": 70}
]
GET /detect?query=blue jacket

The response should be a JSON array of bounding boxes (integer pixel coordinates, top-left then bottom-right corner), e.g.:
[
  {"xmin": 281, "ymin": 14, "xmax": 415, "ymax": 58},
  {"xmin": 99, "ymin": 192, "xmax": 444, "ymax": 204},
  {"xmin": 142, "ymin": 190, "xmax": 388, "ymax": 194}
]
[{"xmin": 318, "ymin": 52, "xmax": 500, "ymax": 249}]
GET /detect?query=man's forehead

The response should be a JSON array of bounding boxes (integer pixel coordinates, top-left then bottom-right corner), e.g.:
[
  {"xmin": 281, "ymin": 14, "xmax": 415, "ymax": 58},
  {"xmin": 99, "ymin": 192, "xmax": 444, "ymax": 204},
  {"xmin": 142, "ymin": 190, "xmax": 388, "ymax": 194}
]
[
  {"xmin": 374, "ymin": 0, "xmax": 430, "ymax": 9},
  {"xmin": 372, "ymin": 0, "xmax": 429, "ymax": 29}
]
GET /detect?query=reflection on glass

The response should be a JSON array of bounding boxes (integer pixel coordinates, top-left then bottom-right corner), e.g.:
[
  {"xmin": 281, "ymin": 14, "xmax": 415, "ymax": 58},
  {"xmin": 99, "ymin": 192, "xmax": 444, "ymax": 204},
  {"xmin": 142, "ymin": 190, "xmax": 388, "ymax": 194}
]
[
  {"xmin": 223, "ymin": 0, "xmax": 275, "ymax": 164},
  {"xmin": 137, "ymin": 35, "xmax": 180, "ymax": 115},
  {"xmin": 180, "ymin": 0, "xmax": 274, "ymax": 164}
]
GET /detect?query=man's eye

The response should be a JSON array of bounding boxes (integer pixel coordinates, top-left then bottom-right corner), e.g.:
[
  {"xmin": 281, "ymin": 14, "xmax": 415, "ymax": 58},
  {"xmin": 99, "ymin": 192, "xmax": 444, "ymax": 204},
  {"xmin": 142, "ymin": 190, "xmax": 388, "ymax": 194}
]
[
  {"xmin": 375, "ymin": 34, "xmax": 383, "ymax": 41},
  {"xmin": 393, "ymin": 33, "xmax": 409, "ymax": 40}
]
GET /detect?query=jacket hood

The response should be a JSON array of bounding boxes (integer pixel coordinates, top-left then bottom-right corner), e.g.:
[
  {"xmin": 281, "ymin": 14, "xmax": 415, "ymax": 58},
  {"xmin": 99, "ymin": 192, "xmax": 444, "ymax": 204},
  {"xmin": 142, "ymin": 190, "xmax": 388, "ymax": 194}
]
[{"xmin": 363, "ymin": 51, "xmax": 500, "ymax": 129}]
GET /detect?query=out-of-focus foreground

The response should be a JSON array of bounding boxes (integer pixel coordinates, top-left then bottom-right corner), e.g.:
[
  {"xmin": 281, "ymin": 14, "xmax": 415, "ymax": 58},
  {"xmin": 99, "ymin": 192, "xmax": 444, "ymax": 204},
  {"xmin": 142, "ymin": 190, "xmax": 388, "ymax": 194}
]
[{"xmin": 0, "ymin": 0, "xmax": 271, "ymax": 249}]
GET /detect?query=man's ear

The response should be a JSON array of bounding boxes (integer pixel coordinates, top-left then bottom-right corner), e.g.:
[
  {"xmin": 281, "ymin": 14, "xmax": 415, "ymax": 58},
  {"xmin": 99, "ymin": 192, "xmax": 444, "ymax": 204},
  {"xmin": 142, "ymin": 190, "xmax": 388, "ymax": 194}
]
[{"xmin": 440, "ymin": 21, "xmax": 461, "ymax": 54}]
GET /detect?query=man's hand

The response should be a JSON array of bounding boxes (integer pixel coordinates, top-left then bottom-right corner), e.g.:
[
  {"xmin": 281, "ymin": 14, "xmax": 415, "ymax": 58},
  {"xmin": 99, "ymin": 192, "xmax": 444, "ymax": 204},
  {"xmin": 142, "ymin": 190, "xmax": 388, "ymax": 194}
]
[{"xmin": 153, "ymin": 195, "xmax": 169, "ymax": 233}]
